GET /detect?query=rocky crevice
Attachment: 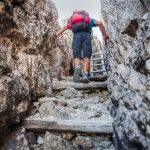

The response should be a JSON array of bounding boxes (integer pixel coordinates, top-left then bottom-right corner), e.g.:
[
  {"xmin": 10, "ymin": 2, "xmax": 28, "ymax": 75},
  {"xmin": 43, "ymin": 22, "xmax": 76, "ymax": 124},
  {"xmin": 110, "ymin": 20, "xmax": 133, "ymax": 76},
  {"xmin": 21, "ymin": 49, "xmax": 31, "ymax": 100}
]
[
  {"xmin": 0, "ymin": 0, "xmax": 71, "ymax": 144},
  {"xmin": 0, "ymin": 0, "xmax": 150, "ymax": 149},
  {"xmin": 101, "ymin": 0, "xmax": 150, "ymax": 149}
]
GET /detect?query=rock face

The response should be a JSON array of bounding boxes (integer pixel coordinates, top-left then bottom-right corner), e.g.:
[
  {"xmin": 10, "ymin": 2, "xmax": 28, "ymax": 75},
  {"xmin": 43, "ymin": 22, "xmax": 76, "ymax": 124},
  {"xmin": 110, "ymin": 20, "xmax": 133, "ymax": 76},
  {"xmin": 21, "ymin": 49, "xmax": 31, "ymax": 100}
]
[
  {"xmin": 42, "ymin": 132, "xmax": 114, "ymax": 150},
  {"xmin": 101, "ymin": 0, "xmax": 150, "ymax": 149},
  {"xmin": 0, "ymin": 0, "xmax": 71, "ymax": 141},
  {"xmin": 1, "ymin": 127, "xmax": 30, "ymax": 150}
]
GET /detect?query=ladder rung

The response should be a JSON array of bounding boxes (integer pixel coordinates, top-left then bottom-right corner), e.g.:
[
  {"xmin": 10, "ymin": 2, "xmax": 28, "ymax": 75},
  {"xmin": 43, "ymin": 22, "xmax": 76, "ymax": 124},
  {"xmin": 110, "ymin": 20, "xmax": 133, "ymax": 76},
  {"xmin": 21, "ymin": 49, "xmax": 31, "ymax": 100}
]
[
  {"xmin": 91, "ymin": 58, "xmax": 105, "ymax": 61},
  {"xmin": 90, "ymin": 70, "xmax": 106, "ymax": 73},
  {"xmin": 90, "ymin": 64, "xmax": 105, "ymax": 67},
  {"xmin": 92, "ymin": 53, "xmax": 103, "ymax": 56},
  {"xmin": 91, "ymin": 55, "xmax": 103, "ymax": 58}
]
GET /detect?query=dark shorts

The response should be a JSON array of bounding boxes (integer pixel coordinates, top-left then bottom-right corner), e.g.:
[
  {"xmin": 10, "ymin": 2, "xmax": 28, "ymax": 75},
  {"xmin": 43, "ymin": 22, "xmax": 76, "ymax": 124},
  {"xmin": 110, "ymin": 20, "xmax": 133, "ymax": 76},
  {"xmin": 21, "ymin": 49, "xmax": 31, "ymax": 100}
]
[{"xmin": 72, "ymin": 32, "xmax": 92, "ymax": 59}]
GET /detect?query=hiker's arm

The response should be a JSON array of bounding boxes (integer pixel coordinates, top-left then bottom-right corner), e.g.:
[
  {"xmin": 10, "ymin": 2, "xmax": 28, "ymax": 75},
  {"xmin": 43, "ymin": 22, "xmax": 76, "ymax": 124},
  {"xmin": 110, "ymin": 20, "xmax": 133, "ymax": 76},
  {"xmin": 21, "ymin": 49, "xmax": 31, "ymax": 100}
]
[
  {"xmin": 56, "ymin": 26, "xmax": 68, "ymax": 37},
  {"xmin": 94, "ymin": 20, "xmax": 109, "ymax": 40}
]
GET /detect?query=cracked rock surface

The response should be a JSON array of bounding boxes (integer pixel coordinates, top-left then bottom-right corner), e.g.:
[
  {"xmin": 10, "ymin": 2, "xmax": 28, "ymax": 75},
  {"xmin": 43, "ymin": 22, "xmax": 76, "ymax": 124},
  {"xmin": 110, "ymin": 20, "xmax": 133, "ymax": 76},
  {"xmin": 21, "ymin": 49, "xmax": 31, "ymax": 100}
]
[
  {"xmin": 0, "ymin": 0, "xmax": 71, "ymax": 145},
  {"xmin": 101, "ymin": 0, "xmax": 150, "ymax": 149}
]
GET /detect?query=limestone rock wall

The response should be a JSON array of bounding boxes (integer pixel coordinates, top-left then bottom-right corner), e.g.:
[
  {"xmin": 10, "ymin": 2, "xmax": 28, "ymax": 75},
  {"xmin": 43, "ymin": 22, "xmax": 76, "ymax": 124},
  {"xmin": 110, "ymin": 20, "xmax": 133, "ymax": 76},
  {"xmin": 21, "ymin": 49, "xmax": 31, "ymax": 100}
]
[
  {"xmin": 101, "ymin": 0, "xmax": 150, "ymax": 149},
  {"xmin": 61, "ymin": 19, "xmax": 73, "ymax": 57},
  {"xmin": 0, "ymin": 0, "xmax": 71, "ymax": 137}
]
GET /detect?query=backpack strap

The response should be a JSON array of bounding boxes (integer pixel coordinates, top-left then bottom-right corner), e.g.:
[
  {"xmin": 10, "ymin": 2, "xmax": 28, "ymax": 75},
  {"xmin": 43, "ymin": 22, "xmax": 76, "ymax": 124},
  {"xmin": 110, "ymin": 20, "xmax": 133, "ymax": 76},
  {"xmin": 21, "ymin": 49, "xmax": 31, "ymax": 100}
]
[
  {"xmin": 70, "ymin": 16, "xmax": 73, "ymax": 30},
  {"xmin": 67, "ymin": 18, "xmax": 72, "ymax": 29}
]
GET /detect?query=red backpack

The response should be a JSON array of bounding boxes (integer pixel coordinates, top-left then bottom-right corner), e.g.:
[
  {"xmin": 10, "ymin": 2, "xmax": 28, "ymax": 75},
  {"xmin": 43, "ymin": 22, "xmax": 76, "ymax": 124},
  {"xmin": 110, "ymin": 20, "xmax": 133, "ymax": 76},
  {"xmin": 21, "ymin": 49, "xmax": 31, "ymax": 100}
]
[{"xmin": 67, "ymin": 10, "xmax": 91, "ymax": 33}]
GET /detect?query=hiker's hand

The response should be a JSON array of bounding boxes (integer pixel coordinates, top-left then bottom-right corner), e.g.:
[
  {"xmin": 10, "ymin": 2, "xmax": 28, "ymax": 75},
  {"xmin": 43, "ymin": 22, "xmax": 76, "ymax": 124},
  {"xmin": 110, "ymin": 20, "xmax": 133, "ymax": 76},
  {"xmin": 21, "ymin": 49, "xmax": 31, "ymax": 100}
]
[
  {"xmin": 103, "ymin": 33, "xmax": 109, "ymax": 41},
  {"xmin": 50, "ymin": 33, "xmax": 57, "ymax": 43},
  {"xmin": 52, "ymin": 33, "xmax": 57, "ymax": 40}
]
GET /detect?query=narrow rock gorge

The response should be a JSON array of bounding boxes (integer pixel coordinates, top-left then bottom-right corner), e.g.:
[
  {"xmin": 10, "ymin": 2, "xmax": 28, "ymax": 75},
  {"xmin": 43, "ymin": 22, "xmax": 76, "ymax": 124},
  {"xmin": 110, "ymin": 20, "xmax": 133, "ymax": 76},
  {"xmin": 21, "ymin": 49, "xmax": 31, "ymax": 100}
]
[{"xmin": 0, "ymin": 0, "xmax": 150, "ymax": 150}]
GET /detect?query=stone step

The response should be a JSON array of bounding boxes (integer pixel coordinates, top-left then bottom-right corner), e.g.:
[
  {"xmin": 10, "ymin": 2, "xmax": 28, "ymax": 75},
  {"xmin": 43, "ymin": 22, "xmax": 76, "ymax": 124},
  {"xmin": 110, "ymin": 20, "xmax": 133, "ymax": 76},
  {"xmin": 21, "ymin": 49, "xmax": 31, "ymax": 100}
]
[
  {"xmin": 24, "ymin": 118, "xmax": 113, "ymax": 135},
  {"xmin": 52, "ymin": 81, "xmax": 107, "ymax": 90}
]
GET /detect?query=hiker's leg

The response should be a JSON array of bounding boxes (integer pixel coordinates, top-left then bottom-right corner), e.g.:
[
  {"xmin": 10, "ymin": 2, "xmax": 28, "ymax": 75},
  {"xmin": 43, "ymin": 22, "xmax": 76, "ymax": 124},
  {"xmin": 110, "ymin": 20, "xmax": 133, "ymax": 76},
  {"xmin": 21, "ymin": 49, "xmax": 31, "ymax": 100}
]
[
  {"xmin": 83, "ymin": 57, "xmax": 90, "ymax": 72},
  {"xmin": 73, "ymin": 58, "xmax": 81, "ymax": 66},
  {"xmin": 82, "ymin": 32, "xmax": 92, "ymax": 67},
  {"xmin": 72, "ymin": 33, "xmax": 82, "ymax": 82},
  {"xmin": 82, "ymin": 32, "xmax": 92, "ymax": 83},
  {"xmin": 82, "ymin": 57, "xmax": 90, "ymax": 83},
  {"xmin": 72, "ymin": 33, "xmax": 82, "ymax": 65}
]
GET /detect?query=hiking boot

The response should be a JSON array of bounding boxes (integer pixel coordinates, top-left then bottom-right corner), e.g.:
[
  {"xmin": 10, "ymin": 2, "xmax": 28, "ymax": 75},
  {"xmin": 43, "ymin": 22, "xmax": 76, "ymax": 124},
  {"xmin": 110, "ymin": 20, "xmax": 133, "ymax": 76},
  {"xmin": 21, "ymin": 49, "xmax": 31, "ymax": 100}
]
[
  {"xmin": 73, "ymin": 65, "xmax": 82, "ymax": 82},
  {"xmin": 82, "ymin": 72, "xmax": 90, "ymax": 83}
]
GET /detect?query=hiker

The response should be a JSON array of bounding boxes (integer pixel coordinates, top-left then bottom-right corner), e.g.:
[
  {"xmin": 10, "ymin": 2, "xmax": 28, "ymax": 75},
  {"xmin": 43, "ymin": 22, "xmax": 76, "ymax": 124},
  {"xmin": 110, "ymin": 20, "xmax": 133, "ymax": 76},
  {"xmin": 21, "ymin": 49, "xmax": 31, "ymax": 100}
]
[{"xmin": 53, "ymin": 10, "xmax": 109, "ymax": 83}]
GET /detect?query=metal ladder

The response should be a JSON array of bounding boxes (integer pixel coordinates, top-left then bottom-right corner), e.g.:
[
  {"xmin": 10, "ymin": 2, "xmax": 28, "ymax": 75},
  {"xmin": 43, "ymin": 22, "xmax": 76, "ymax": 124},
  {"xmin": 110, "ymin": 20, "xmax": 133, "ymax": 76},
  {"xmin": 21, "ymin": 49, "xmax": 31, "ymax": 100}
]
[
  {"xmin": 90, "ymin": 51, "xmax": 107, "ymax": 77},
  {"xmin": 90, "ymin": 50, "xmax": 107, "ymax": 77}
]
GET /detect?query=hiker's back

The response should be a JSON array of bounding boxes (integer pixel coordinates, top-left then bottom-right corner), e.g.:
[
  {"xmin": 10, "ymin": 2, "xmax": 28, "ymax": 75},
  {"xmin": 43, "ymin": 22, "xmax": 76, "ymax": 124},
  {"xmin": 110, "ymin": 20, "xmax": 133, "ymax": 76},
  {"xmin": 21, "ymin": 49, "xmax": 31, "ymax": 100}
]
[{"xmin": 68, "ymin": 10, "xmax": 91, "ymax": 33}]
